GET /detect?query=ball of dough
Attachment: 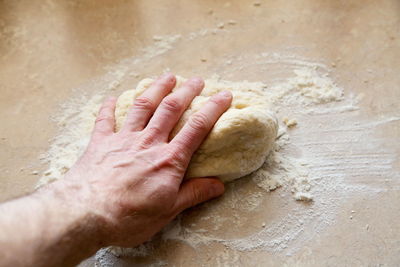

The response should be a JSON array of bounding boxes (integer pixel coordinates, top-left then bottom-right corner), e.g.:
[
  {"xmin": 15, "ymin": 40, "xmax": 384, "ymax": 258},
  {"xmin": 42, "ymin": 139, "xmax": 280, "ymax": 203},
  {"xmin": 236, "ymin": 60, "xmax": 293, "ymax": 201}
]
[{"xmin": 115, "ymin": 77, "xmax": 278, "ymax": 183}]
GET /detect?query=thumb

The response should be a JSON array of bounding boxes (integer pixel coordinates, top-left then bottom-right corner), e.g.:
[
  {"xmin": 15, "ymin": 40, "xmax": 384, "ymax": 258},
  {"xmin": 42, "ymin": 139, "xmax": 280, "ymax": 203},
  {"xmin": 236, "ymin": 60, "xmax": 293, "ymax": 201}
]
[{"xmin": 173, "ymin": 178, "xmax": 225, "ymax": 214}]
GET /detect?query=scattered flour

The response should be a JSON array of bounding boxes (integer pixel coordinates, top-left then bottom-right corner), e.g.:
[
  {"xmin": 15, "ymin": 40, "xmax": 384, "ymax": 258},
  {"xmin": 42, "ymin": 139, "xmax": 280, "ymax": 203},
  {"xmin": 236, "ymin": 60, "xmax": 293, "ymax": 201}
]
[
  {"xmin": 282, "ymin": 68, "xmax": 343, "ymax": 104},
  {"xmin": 144, "ymin": 34, "xmax": 181, "ymax": 58},
  {"xmin": 252, "ymin": 132, "xmax": 313, "ymax": 201}
]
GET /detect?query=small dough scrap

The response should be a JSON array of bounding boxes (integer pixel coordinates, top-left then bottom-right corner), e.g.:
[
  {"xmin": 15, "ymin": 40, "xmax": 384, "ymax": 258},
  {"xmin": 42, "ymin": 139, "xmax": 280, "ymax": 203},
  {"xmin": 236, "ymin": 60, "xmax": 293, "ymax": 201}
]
[
  {"xmin": 283, "ymin": 117, "xmax": 297, "ymax": 128},
  {"xmin": 115, "ymin": 76, "xmax": 278, "ymax": 182}
]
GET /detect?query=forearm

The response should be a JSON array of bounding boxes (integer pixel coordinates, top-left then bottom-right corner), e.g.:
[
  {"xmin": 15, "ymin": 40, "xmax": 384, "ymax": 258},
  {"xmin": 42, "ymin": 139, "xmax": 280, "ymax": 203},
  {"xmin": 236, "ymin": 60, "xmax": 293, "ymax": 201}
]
[{"xmin": 0, "ymin": 181, "xmax": 105, "ymax": 267}]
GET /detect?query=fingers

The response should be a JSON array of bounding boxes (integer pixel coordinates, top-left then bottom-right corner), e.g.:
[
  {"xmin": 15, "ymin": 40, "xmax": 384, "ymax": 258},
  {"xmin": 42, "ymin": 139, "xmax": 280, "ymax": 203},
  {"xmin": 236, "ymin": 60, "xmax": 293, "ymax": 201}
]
[
  {"xmin": 122, "ymin": 73, "xmax": 176, "ymax": 132},
  {"xmin": 144, "ymin": 77, "xmax": 204, "ymax": 141},
  {"xmin": 170, "ymin": 91, "xmax": 232, "ymax": 157},
  {"xmin": 173, "ymin": 178, "xmax": 224, "ymax": 214},
  {"xmin": 93, "ymin": 97, "xmax": 117, "ymax": 135}
]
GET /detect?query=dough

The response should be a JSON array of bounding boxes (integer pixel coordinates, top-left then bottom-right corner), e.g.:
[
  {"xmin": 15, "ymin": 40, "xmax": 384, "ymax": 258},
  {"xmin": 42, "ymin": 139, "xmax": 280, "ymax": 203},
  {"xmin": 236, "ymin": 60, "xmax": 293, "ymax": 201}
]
[{"xmin": 115, "ymin": 77, "xmax": 278, "ymax": 182}]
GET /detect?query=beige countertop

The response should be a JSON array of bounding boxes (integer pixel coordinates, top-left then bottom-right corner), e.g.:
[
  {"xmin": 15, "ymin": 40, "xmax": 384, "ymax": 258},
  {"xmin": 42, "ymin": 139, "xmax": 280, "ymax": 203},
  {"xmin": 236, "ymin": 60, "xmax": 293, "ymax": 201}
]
[{"xmin": 0, "ymin": 0, "xmax": 399, "ymax": 266}]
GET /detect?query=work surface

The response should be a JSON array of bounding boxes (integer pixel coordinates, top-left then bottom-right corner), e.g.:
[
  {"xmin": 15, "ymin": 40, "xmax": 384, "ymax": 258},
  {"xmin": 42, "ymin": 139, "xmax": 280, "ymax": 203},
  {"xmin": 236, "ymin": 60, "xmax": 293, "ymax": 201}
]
[{"xmin": 0, "ymin": 0, "xmax": 399, "ymax": 266}]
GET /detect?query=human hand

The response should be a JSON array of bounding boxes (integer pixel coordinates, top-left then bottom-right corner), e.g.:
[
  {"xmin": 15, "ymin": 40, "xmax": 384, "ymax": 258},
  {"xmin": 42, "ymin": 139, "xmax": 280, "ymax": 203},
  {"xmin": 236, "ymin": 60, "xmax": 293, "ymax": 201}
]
[{"xmin": 61, "ymin": 73, "xmax": 232, "ymax": 247}]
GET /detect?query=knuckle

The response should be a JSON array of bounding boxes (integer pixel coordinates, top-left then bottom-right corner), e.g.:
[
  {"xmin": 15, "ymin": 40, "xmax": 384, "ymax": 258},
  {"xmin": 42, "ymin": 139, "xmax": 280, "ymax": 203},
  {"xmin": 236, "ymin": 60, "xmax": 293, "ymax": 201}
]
[
  {"xmin": 146, "ymin": 181, "xmax": 177, "ymax": 211},
  {"xmin": 190, "ymin": 185, "xmax": 205, "ymax": 206},
  {"xmin": 138, "ymin": 133, "xmax": 156, "ymax": 148},
  {"xmin": 189, "ymin": 113, "xmax": 210, "ymax": 131},
  {"xmin": 156, "ymin": 180, "xmax": 176, "ymax": 195},
  {"xmin": 145, "ymin": 126, "xmax": 162, "ymax": 138},
  {"xmin": 137, "ymin": 127, "xmax": 162, "ymax": 148},
  {"xmin": 165, "ymin": 148, "xmax": 190, "ymax": 169},
  {"xmin": 134, "ymin": 97, "xmax": 155, "ymax": 111},
  {"xmin": 95, "ymin": 115, "xmax": 111, "ymax": 124},
  {"xmin": 98, "ymin": 105, "xmax": 111, "ymax": 115},
  {"xmin": 161, "ymin": 97, "xmax": 182, "ymax": 113}
]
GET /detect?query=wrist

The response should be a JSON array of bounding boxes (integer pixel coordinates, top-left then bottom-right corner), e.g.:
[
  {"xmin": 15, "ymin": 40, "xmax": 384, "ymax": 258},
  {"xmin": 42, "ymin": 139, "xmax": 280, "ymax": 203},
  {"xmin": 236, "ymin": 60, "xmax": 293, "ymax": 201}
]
[{"xmin": 34, "ymin": 180, "xmax": 109, "ymax": 262}]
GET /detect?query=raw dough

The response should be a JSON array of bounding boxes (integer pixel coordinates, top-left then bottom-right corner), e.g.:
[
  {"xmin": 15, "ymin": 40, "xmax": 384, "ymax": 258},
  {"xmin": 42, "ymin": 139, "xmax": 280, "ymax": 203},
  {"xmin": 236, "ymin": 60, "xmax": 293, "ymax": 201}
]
[{"xmin": 115, "ymin": 77, "xmax": 278, "ymax": 182}]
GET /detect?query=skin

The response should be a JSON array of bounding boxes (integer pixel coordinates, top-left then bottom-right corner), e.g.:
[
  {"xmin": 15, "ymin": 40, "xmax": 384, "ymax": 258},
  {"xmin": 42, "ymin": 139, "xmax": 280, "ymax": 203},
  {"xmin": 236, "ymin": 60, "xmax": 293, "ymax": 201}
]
[{"xmin": 0, "ymin": 73, "xmax": 232, "ymax": 267}]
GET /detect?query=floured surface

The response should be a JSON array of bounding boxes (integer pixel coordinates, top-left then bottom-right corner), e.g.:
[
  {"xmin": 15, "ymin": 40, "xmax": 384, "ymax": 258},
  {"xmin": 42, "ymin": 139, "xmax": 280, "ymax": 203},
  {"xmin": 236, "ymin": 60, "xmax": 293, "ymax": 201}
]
[
  {"xmin": 0, "ymin": 1, "xmax": 399, "ymax": 266},
  {"xmin": 37, "ymin": 50, "xmax": 399, "ymax": 265}
]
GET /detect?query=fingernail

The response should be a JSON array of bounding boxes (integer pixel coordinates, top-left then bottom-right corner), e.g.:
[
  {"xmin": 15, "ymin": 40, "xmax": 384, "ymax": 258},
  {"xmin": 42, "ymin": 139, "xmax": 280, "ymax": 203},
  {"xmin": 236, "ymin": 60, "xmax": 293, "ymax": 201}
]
[
  {"xmin": 106, "ymin": 96, "xmax": 116, "ymax": 102},
  {"xmin": 209, "ymin": 181, "xmax": 224, "ymax": 197},
  {"xmin": 190, "ymin": 77, "xmax": 204, "ymax": 86},
  {"xmin": 162, "ymin": 72, "xmax": 173, "ymax": 79},
  {"xmin": 219, "ymin": 90, "xmax": 232, "ymax": 98},
  {"xmin": 160, "ymin": 73, "xmax": 175, "ymax": 85}
]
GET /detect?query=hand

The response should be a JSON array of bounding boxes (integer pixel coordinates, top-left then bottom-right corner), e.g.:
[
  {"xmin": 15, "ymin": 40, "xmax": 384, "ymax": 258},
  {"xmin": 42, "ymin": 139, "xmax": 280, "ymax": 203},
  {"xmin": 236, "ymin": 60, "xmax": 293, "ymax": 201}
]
[{"xmin": 62, "ymin": 73, "xmax": 232, "ymax": 247}]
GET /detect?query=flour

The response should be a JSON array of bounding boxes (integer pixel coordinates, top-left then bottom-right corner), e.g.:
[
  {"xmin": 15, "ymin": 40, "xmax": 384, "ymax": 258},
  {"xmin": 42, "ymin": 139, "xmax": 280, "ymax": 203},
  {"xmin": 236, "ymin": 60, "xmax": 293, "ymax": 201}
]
[
  {"xmin": 252, "ymin": 133, "xmax": 313, "ymax": 201},
  {"xmin": 37, "ymin": 94, "xmax": 102, "ymax": 187},
  {"xmin": 144, "ymin": 34, "xmax": 181, "ymax": 59},
  {"xmin": 280, "ymin": 68, "xmax": 343, "ymax": 104},
  {"xmin": 36, "ymin": 31, "xmax": 399, "ymax": 265}
]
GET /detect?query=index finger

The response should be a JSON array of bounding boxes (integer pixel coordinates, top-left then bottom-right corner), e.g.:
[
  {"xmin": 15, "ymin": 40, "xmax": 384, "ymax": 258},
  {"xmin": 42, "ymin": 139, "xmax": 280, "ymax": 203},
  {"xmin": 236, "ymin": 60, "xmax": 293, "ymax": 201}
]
[
  {"xmin": 93, "ymin": 97, "xmax": 117, "ymax": 136},
  {"xmin": 170, "ymin": 90, "xmax": 232, "ymax": 158}
]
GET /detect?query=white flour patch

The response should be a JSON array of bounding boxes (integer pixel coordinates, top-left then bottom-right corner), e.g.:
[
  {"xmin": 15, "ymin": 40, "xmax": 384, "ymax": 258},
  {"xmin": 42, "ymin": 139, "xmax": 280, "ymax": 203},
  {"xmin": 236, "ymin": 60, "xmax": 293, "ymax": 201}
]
[{"xmin": 36, "ymin": 32, "xmax": 399, "ymax": 265}]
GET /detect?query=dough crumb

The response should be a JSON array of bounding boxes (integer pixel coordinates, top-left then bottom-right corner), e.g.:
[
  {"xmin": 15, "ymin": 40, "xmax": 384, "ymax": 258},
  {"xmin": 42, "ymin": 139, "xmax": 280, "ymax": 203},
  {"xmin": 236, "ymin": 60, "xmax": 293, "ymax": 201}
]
[
  {"xmin": 294, "ymin": 192, "xmax": 313, "ymax": 202},
  {"xmin": 31, "ymin": 171, "xmax": 39, "ymax": 175},
  {"xmin": 152, "ymin": 35, "xmax": 163, "ymax": 42},
  {"xmin": 283, "ymin": 117, "xmax": 298, "ymax": 128},
  {"xmin": 228, "ymin": 20, "xmax": 237, "ymax": 25},
  {"xmin": 253, "ymin": 2, "xmax": 261, "ymax": 6}
]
